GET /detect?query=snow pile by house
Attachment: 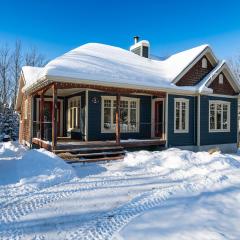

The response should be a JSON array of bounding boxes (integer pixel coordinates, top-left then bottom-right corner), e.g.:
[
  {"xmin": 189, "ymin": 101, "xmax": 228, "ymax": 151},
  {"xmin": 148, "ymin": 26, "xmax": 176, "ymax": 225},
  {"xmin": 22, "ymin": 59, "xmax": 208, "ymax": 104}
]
[{"xmin": 0, "ymin": 142, "xmax": 76, "ymax": 199}]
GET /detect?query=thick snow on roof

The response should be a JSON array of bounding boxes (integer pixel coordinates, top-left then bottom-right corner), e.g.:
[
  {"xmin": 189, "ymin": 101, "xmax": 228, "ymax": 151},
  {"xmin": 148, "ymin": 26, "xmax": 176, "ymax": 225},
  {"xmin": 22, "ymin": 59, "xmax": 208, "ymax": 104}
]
[
  {"xmin": 22, "ymin": 66, "xmax": 43, "ymax": 88},
  {"xmin": 22, "ymin": 43, "xmax": 209, "ymax": 92}
]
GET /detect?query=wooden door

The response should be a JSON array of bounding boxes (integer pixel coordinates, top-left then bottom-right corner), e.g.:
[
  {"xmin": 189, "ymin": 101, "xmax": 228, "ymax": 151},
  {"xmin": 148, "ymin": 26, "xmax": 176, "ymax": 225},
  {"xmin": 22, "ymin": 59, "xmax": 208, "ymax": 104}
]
[{"xmin": 154, "ymin": 101, "xmax": 163, "ymax": 138}]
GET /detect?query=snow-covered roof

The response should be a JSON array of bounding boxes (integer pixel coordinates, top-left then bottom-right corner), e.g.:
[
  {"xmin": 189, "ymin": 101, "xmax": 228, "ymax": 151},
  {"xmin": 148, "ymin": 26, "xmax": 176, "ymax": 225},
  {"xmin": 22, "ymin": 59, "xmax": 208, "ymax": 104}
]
[
  {"xmin": 22, "ymin": 43, "xmax": 211, "ymax": 93},
  {"xmin": 195, "ymin": 60, "xmax": 240, "ymax": 93},
  {"xmin": 22, "ymin": 66, "xmax": 44, "ymax": 88}
]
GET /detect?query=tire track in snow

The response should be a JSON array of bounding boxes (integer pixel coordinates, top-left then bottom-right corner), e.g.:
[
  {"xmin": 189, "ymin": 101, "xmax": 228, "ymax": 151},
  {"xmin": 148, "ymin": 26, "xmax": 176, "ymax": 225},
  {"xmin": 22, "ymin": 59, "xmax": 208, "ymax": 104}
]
[
  {"xmin": 0, "ymin": 174, "xmax": 177, "ymax": 240},
  {"xmin": 63, "ymin": 175, "xmax": 226, "ymax": 240}
]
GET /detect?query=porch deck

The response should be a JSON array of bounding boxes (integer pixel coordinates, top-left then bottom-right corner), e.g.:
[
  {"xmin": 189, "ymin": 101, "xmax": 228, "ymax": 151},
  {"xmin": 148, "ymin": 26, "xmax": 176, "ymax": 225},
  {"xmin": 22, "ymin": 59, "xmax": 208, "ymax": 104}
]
[
  {"xmin": 33, "ymin": 137, "xmax": 166, "ymax": 151},
  {"xmin": 32, "ymin": 137, "xmax": 166, "ymax": 162}
]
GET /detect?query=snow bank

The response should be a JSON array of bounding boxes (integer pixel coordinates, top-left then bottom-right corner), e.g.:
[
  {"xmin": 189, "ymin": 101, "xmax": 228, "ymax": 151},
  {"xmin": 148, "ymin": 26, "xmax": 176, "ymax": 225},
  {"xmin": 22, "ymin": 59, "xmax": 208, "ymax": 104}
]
[
  {"xmin": 0, "ymin": 142, "xmax": 76, "ymax": 188},
  {"xmin": 121, "ymin": 148, "xmax": 240, "ymax": 181}
]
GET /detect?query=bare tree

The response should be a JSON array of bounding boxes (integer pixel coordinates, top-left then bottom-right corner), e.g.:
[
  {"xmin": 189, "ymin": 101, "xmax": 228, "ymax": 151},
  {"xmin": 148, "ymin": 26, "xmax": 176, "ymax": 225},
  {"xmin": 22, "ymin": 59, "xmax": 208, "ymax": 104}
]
[
  {"xmin": 228, "ymin": 56, "xmax": 240, "ymax": 82},
  {"xmin": 11, "ymin": 40, "xmax": 22, "ymax": 108},
  {"xmin": 25, "ymin": 46, "xmax": 47, "ymax": 67},
  {"xmin": 0, "ymin": 44, "xmax": 11, "ymax": 106}
]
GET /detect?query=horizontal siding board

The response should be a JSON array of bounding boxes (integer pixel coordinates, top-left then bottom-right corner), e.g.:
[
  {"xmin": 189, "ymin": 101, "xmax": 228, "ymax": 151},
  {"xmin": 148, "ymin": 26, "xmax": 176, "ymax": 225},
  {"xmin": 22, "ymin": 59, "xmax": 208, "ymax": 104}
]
[
  {"xmin": 168, "ymin": 94, "xmax": 196, "ymax": 146},
  {"xmin": 200, "ymin": 95, "xmax": 237, "ymax": 145},
  {"xmin": 87, "ymin": 91, "xmax": 152, "ymax": 141}
]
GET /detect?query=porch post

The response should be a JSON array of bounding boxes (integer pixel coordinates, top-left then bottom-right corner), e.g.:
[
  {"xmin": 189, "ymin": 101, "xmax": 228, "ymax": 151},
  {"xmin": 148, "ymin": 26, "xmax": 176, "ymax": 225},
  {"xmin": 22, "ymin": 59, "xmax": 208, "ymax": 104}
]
[
  {"xmin": 40, "ymin": 92, "xmax": 44, "ymax": 139},
  {"xmin": 52, "ymin": 84, "xmax": 58, "ymax": 150},
  {"xmin": 116, "ymin": 93, "xmax": 120, "ymax": 145}
]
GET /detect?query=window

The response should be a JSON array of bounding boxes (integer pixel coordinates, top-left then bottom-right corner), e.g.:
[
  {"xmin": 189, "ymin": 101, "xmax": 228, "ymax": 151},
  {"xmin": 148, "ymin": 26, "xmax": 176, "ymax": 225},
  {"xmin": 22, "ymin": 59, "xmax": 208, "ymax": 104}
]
[
  {"xmin": 24, "ymin": 99, "xmax": 28, "ymax": 119},
  {"xmin": 219, "ymin": 74, "xmax": 224, "ymax": 84},
  {"xmin": 101, "ymin": 96, "xmax": 140, "ymax": 133},
  {"xmin": 174, "ymin": 98, "xmax": 189, "ymax": 133},
  {"xmin": 202, "ymin": 57, "xmax": 208, "ymax": 68},
  {"xmin": 68, "ymin": 97, "xmax": 81, "ymax": 130},
  {"xmin": 209, "ymin": 101, "xmax": 230, "ymax": 132}
]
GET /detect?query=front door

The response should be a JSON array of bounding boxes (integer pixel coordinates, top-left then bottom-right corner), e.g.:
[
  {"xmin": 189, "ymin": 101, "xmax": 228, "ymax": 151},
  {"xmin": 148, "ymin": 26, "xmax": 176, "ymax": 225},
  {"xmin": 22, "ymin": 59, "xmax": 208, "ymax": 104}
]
[
  {"xmin": 154, "ymin": 100, "xmax": 164, "ymax": 138},
  {"xmin": 39, "ymin": 101, "xmax": 61, "ymax": 137}
]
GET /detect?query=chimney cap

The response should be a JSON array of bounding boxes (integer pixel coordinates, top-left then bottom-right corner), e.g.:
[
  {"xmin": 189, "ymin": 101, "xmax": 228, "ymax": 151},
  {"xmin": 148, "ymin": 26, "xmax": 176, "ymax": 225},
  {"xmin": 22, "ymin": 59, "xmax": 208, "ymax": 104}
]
[{"xmin": 133, "ymin": 36, "xmax": 140, "ymax": 44}]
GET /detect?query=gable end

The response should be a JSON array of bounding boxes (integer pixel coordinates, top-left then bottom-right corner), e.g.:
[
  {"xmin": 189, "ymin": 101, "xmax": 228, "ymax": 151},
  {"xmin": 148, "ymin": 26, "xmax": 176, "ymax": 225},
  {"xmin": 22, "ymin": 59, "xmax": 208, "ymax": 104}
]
[
  {"xmin": 176, "ymin": 56, "xmax": 214, "ymax": 86},
  {"xmin": 208, "ymin": 72, "xmax": 237, "ymax": 96}
]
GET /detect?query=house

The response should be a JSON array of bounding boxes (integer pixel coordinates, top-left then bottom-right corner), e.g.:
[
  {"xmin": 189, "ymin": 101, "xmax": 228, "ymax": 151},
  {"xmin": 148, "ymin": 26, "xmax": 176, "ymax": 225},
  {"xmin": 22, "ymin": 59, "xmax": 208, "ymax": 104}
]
[{"xmin": 15, "ymin": 37, "xmax": 240, "ymax": 157}]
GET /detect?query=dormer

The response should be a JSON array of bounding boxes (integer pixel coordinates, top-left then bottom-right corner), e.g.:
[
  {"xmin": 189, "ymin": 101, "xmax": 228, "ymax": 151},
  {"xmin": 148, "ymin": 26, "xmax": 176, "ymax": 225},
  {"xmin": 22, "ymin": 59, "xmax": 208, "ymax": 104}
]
[{"xmin": 130, "ymin": 36, "xmax": 150, "ymax": 58}]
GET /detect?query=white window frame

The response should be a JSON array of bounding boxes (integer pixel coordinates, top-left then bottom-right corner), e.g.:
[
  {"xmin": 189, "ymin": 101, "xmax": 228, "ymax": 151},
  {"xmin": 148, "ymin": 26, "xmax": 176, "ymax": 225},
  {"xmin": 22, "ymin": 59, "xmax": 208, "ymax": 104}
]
[
  {"xmin": 68, "ymin": 96, "xmax": 81, "ymax": 131},
  {"xmin": 174, "ymin": 98, "xmax": 189, "ymax": 133},
  {"xmin": 202, "ymin": 57, "xmax": 208, "ymax": 68},
  {"xmin": 101, "ymin": 96, "xmax": 140, "ymax": 133},
  {"xmin": 219, "ymin": 74, "xmax": 224, "ymax": 84},
  {"xmin": 24, "ymin": 99, "xmax": 28, "ymax": 119},
  {"xmin": 209, "ymin": 100, "xmax": 230, "ymax": 133}
]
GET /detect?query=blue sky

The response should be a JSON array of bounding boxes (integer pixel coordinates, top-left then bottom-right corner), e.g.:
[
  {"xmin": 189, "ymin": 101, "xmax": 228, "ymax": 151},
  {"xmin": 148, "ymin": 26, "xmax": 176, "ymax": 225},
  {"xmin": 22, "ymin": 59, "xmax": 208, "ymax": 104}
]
[{"xmin": 0, "ymin": 0, "xmax": 240, "ymax": 60}]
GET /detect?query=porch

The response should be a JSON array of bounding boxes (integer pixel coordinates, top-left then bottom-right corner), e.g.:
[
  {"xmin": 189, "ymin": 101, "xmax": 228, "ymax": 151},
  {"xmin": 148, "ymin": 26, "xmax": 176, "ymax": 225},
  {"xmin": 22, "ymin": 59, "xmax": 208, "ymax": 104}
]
[
  {"xmin": 32, "ymin": 137, "xmax": 166, "ymax": 162},
  {"xmin": 31, "ymin": 82, "xmax": 167, "ymax": 161}
]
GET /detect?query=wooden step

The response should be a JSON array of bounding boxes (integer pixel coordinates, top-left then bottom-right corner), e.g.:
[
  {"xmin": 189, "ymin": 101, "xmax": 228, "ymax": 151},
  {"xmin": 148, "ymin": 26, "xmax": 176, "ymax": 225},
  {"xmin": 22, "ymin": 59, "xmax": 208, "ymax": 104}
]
[
  {"xmin": 66, "ymin": 155, "xmax": 125, "ymax": 164},
  {"xmin": 73, "ymin": 150, "xmax": 125, "ymax": 158},
  {"xmin": 54, "ymin": 146, "xmax": 123, "ymax": 154}
]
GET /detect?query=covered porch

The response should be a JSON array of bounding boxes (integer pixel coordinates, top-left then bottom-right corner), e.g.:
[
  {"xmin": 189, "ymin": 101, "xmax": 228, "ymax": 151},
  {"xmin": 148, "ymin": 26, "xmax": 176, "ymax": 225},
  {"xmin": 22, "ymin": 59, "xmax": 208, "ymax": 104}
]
[{"xmin": 31, "ymin": 82, "xmax": 167, "ymax": 156}]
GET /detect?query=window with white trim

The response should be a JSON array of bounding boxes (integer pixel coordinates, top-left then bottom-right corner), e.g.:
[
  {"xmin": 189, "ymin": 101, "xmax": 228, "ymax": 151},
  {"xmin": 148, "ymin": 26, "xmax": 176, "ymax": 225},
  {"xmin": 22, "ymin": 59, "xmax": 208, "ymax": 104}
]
[
  {"xmin": 24, "ymin": 99, "xmax": 28, "ymax": 119},
  {"xmin": 68, "ymin": 96, "xmax": 81, "ymax": 130},
  {"xmin": 219, "ymin": 74, "xmax": 224, "ymax": 84},
  {"xmin": 102, "ymin": 96, "xmax": 140, "ymax": 133},
  {"xmin": 209, "ymin": 101, "xmax": 230, "ymax": 132},
  {"xmin": 202, "ymin": 57, "xmax": 208, "ymax": 68},
  {"xmin": 174, "ymin": 98, "xmax": 189, "ymax": 133}
]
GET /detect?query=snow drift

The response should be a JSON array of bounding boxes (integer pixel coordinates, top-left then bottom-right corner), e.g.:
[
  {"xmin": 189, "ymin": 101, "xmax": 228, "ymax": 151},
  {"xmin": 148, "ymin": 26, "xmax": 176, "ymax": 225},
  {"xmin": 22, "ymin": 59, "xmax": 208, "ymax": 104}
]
[{"xmin": 0, "ymin": 141, "xmax": 76, "ymax": 188}]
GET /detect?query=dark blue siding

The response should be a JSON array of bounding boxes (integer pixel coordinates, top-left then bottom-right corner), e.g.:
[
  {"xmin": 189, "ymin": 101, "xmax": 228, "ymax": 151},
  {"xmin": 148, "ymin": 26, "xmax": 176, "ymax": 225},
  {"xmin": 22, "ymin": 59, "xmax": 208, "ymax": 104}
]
[
  {"xmin": 200, "ymin": 95, "xmax": 237, "ymax": 145},
  {"xmin": 88, "ymin": 91, "xmax": 152, "ymax": 141},
  {"xmin": 168, "ymin": 95, "xmax": 197, "ymax": 147}
]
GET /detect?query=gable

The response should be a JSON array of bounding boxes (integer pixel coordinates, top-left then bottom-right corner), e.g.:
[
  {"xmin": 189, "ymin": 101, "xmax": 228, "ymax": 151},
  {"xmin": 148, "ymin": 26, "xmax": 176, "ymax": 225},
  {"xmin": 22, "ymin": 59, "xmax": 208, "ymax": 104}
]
[
  {"xmin": 176, "ymin": 56, "xmax": 214, "ymax": 86},
  {"xmin": 208, "ymin": 71, "xmax": 237, "ymax": 95}
]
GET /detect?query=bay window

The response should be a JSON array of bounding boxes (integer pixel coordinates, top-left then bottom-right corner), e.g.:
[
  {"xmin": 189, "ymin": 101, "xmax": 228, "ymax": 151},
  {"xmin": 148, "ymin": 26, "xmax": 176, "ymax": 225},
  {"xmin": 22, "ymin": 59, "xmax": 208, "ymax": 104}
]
[
  {"xmin": 174, "ymin": 98, "xmax": 189, "ymax": 133},
  {"xmin": 209, "ymin": 101, "xmax": 230, "ymax": 132},
  {"xmin": 101, "ymin": 96, "xmax": 139, "ymax": 133}
]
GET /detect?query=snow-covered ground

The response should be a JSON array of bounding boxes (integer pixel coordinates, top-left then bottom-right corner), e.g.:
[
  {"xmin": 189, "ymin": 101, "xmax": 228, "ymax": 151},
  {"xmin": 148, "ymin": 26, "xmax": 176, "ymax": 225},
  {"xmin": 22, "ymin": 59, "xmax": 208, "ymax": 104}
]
[{"xmin": 1, "ymin": 142, "xmax": 240, "ymax": 239}]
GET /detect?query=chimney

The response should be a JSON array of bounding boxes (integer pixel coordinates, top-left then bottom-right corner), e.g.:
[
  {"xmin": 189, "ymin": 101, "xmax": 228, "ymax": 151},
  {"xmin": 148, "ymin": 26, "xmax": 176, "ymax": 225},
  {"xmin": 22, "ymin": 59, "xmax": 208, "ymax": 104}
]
[
  {"xmin": 130, "ymin": 37, "xmax": 150, "ymax": 58},
  {"xmin": 134, "ymin": 36, "xmax": 139, "ymax": 44}
]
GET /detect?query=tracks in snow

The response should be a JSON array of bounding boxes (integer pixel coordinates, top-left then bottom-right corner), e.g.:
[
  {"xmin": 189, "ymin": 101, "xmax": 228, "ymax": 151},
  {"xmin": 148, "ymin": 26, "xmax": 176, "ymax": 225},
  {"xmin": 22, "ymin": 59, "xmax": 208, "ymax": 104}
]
[
  {"xmin": 66, "ymin": 176, "xmax": 221, "ymax": 240},
  {"xmin": 0, "ymin": 170, "xmax": 229, "ymax": 240}
]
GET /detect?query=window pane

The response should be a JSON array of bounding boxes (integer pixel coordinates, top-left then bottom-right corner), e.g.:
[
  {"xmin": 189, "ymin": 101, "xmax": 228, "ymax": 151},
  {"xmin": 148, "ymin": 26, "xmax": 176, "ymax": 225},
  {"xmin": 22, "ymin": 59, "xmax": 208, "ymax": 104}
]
[
  {"xmin": 104, "ymin": 108, "xmax": 111, "ymax": 129},
  {"xmin": 130, "ymin": 108, "xmax": 137, "ymax": 131},
  {"xmin": 104, "ymin": 100, "xmax": 111, "ymax": 107},
  {"xmin": 182, "ymin": 107, "xmax": 186, "ymax": 130},
  {"xmin": 223, "ymin": 109, "xmax": 228, "ymax": 130},
  {"xmin": 216, "ymin": 104, "xmax": 222, "ymax": 129},
  {"xmin": 210, "ymin": 109, "xmax": 215, "ymax": 130},
  {"xmin": 112, "ymin": 108, "xmax": 116, "ymax": 124},
  {"xmin": 130, "ymin": 101, "xmax": 136, "ymax": 109},
  {"xmin": 73, "ymin": 108, "xmax": 76, "ymax": 128},
  {"xmin": 70, "ymin": 109, "xmax": 72, "ymax": 128},
  {"xmin": 175, "ymin": 107, "xmax": 180, "ymax": 130}
]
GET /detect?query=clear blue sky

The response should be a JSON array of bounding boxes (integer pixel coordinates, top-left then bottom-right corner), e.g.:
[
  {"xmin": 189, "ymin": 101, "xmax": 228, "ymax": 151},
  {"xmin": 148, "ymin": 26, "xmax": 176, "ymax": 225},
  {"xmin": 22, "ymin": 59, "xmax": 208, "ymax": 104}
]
[{"xmin": 1, "ymin": 0, "xmax": 240, "ymax": 60}]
